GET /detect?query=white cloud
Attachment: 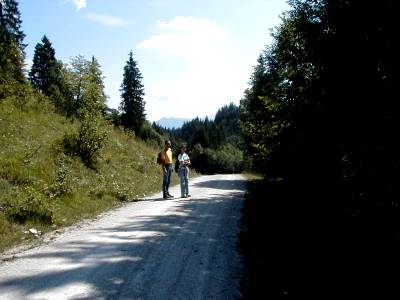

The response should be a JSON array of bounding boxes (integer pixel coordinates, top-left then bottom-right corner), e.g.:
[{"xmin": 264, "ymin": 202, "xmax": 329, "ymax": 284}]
[
  {"xmin": 138, "ymin": 16, "xmax": 228, "ymax": 58},
  {"xmin": 137, "ymin": 16, "xmax": 250, "ymax": 122},
  {"xmin": 86, "ymin": 13, "xmax": 133, "ymax": 27},
  {"xmin": 73, "ymin": 0, "xmax": 86, "ymax": 10}
]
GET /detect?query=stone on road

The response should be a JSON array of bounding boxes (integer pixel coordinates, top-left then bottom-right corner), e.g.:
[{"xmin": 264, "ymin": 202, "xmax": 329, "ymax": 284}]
[{"xmin": 0, "ymin": 174, "xmax": 246, "ymax": 300}]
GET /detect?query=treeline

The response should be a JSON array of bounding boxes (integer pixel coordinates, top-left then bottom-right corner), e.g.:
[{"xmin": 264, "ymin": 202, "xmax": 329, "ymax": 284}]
[
  {"xmin": 153, "ymin": 103, "xmax": 245, "ymax": 174},
  {"xmin": 240, "ymin": 0, "xmax": 399, "ymax": 296},
  {"xmin": 0, "ymin": 0, "xmax": 163, "ymax": 168}
]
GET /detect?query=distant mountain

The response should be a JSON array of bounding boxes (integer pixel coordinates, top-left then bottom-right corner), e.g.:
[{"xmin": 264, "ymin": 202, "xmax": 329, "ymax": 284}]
[{"xmin": 156, "ymin": 117, "xmax": 190, "ymax": 129}]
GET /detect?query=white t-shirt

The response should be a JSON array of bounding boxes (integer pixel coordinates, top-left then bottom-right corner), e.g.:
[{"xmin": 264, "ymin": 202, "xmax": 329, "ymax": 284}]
[{"xmin": 178, "ymin": 153, "xmax": 190, "ymax": 168}]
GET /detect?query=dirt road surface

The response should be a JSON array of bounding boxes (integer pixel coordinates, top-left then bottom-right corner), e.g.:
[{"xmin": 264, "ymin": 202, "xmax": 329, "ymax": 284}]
[{"xmin": 0, "ymin": 174, "xmax": 246, "ymax": 300}]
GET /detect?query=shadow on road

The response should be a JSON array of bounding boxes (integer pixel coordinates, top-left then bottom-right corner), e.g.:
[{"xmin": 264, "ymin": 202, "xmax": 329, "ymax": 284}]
[
  {"xmin": 0, "ymin": 177, "xmax": 246, "ymax": 300},
  {"xmin": 192, "ymin": 178, "xmax": 247, "ymax": 190},
  {"xmin": 238, "ymin": 178, "xmax": 400, "ymax": 298}
]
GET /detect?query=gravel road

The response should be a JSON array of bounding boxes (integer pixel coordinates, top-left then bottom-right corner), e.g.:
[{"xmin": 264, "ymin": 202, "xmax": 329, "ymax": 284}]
[{"xmin": 0, "ymin": 174, "xmax": 246, "ymax": 300}]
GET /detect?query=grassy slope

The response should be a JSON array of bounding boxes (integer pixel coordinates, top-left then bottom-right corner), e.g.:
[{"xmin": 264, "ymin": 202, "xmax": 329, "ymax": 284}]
[{"xmin": 0, "ymin": 97, "xmax": 178, "ymax": 253}]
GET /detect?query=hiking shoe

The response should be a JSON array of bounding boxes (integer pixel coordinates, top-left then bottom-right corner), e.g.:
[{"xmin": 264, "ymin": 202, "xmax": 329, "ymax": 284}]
[
  {"xmin": 181, "ymin": 195, "xmax": 187, "ymax": 198},
  {"xmin": 167, "ymin": 193, "xmax": 174, "ymax": 198},
  {"xmin": 163, "ymin": 194, "xmax": 168, "ymax": 199}
]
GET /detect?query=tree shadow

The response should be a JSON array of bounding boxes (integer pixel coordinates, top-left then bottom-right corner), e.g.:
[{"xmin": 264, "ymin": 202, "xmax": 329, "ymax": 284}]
[
  {"xmin": 0, "ymin": 182, "xmax": 245, "ymax": 299},
  {"xmin": 192, "ymin": 178, "xmax": 247, "ymax": 190},
  {"xmin": 238, "ymin": 178, "xmax": 400, "ymax": 298}
]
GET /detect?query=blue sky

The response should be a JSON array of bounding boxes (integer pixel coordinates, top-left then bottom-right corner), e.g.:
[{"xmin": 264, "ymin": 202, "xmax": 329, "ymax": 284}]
[{"xmin": 19, "ymin": 0, "xmax": 289, "ymax": 122}]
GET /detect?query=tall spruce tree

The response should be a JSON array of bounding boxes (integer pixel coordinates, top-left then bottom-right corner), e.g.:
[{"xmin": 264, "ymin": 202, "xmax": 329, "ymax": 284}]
[
  {"xmin": 29, "ymin": 36, "xmax": 60, "ymax": 95},
  {"xmin": 0, "ymin": 0, "xmax": 25, "ymax": 96},
  {"xmin": 119, "ymin": 50, "xmax": 145, "ymax": 134},
  {"xmin": 0, "ymin": 0, "xmax": 24, "ymax": 47}
]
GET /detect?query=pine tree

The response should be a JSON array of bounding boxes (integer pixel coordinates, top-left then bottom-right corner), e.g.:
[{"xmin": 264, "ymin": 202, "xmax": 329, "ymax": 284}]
[
  {"xmin": 29, "ymin": 36, "xmax": 59, "ymax": 95},
  {"xmin": 119, "ymin": 50, "xmax": 146, "ymax": 134},
  {"xmin": 0, "ymin": 0, "xmax": 25, "ymax": 48},
  {"xmin": 0, "ymin": 0, "xmax": 25, "ymax": 96}
]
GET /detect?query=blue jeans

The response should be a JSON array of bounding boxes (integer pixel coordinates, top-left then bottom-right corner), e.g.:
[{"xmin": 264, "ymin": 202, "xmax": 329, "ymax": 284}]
[
  {"xmin": 162, "ymin": 163, "xmax": 172, "ymax": 194},
  {"xmin": 179, "ymin": 166, "xmax": 189, "ymax": 196}
]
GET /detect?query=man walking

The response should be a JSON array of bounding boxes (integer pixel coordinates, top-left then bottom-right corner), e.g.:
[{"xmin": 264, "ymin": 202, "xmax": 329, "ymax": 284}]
[{"xmin": 161, "ymin": 139, "xmax": 174, "ymax": 199}]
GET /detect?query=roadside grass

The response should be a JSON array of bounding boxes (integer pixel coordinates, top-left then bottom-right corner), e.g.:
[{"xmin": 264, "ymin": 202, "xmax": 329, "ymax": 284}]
[{"xmin": 0, "ymin": 96, "xmax": 176, "ymax": 254}]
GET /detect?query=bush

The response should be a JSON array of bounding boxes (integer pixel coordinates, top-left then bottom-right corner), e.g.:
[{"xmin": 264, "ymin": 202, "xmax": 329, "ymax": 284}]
[
  {"xmin": 139, "ymin": 121, "xmax": 164, "ymax": 148},
  {"xmin": 5, "ymin": 187, "xmax": 53, "ymax": 225},
  {"xmin": 190, "ymin": 143, "xmax": 244, "ymax": 174},
  {"xmin": 62, "ymin": 111, "xmax": 109, "ymax": 168},
  {"xmin": 46, "ymin": 155, "xmax": 75, "ymax": 198}
]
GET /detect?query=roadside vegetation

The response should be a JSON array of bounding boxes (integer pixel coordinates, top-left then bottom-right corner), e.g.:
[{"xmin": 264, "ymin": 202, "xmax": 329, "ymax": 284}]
[
  {"xmin": 239, "ymin": 0, "xmax": 398, "ymax": 297},
  {"xmin": 0, "ymin": 0, "xmax": 228, "ymax": 255},
  {"xmin": 153, "ymin": 102, "xmax": 246, "ymax": 174},
  {"xmin": 3, "ymin": 0, "xmax": 398, "ymax": 296},
  {"xmin": 0, "ymin": 94, "xmax": 173, "ymax": 253},
  {"xmin": 0, "ymin": 0, "xmax": 175, "ymax": 253}
]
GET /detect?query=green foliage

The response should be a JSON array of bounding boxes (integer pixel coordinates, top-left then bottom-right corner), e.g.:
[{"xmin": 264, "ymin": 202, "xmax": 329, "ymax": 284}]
[
  {"xmin": 0, "ymin": 0, "xmax": 25, "ymax": 49},
  {"xmin": 5, "ymin": 186, "xmax": 53, "ymax": 225},
  {"xmin": 46, "ymin": 155, "xmax": 75, "ymax": 198},
  {"xmin": 29, "ymin": 36, "xmax": 57, "ymax": 94},
  {"xmin": 0, "ymin": 40, "xmax": 24, "ymax": 99},
  {"xmin": 76, "ymin": 111, "xmax": 109, "ymax": 168},
  {"xmin": 239, "ymin": 1, "xmax": 400, "ymax": 294},
  {"xmin": 66, "ymin": 55, "xmax": 88, "ymax": 112},
  {"xmin": 154, "ymin": 103, "xmax": 245, "ymax": 174},
  {"xmin": 0, "ymin": 92, "xmax": 174, "ymax": 253},
  {"xmin": 119, "ymin": 50, "xmax": 146, "ymax": 134},
  {"xmin": 190, "ymin": 143, "xmax": 244, "ymax": 174},
  {"xmin": 61, "ymin": 111, "xmax": 109, "ymax": 168},
  {"xmin": 64, "ymin": 55, "xmax": 107, "ymax": 117},
  {"xmin": 138, "ymin": 120, "xmax": 164, "ymax": 148},
  {"xmin": 79, "ymin": 56, "xmax": 107, "ymax": 114},
  {"xmin": 0, "ymin": 0, "xmax": 25, "ymax": 93}
]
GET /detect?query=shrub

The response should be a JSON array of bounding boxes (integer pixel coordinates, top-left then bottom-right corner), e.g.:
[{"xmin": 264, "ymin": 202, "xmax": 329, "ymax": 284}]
[{"xmin": 5, "ymin": 187, "xmax": 53, "ymax": 225}]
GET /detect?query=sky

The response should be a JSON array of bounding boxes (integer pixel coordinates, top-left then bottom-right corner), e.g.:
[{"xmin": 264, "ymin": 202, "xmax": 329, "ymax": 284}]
[{"xmin": 19, "ymin": 0, "xmax": 290, "ymax": 122}]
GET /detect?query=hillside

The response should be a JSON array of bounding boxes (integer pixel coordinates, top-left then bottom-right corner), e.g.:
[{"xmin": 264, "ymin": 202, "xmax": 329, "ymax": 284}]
[{"xmin": 0, "ymin": 96, "xmax": 173, "ymax": 253}]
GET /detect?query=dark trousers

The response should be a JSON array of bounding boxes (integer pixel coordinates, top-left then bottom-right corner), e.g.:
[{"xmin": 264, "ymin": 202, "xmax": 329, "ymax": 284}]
[{"xmin": 162, "ymin": 163, "xmax": 172, "ymax": 194}]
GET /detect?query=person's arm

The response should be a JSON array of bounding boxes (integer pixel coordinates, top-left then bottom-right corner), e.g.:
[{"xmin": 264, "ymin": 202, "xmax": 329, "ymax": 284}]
[
  {"xmin": 161, "ymin": 150, "xmax": 167, "ymax": 173},
  {"xmin": 184, "ymin": 154, "xmax": 191, "ymax": 166}
]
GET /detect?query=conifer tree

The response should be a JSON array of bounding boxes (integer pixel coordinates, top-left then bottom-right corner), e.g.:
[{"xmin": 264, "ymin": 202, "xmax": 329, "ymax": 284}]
[
  {"xmin": 0, "ymin": 0, "xmax": 25, "ymax": 96},
  {"xmin": 29, "ymin": 36, "xmax": 60, "ymax": 95},
  {"xmin": 119, "ymin": 50, "xmax": 146, "ymax": 134},
  {"xmin": 28, "ymin": 35, "xmax": 73, "ymax": 113},
  {"xmin": 0, "ymin": 0, "xmax": 25, "ymax": 48}
]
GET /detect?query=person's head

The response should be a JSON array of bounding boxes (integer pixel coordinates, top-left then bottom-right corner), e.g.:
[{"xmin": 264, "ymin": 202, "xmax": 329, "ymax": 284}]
[
  {"xmin": 164, "ymin": 140, "xmax": 171, "ymax": 149},
  {"xmin": 180, "ymin": 145, "xmax": 186, "ymax": 153}
]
